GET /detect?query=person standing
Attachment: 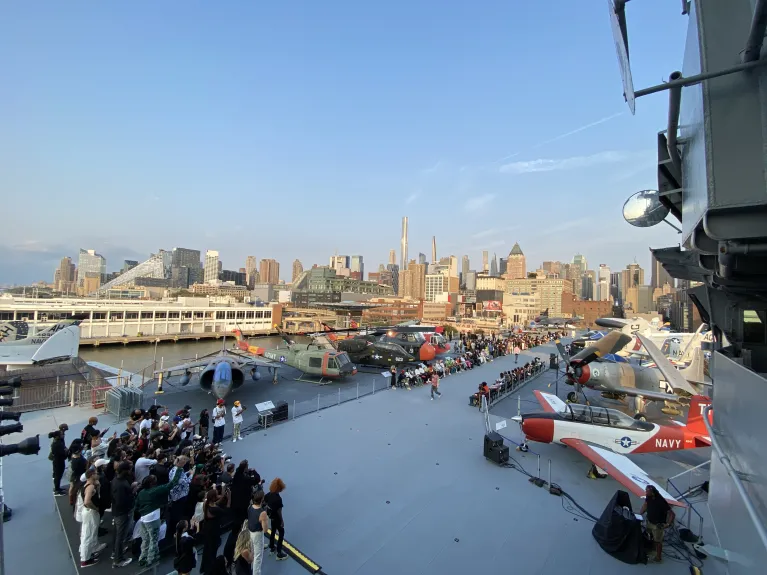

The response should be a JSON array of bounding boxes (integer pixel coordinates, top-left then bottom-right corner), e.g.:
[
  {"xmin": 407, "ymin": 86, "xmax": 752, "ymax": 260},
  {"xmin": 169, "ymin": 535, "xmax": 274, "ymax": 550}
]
[
  {"xmin": 79, "ymin": 469, "xmax": 107, "ymax": 567},
  {"xmin": 110, "ymin": 461, "xmax": 135, "ymax": 568},
  {"xmin": 49, "ymin": 424, "xmax": 68, "ymax": 496},
  {"xmin": 513, "ymin": 346, "xmax": 520, "ymax": 363},
  {"xmin": 68, "ymin": 442, "xmax": 87, "ymax": 509},
  {"xmin": 247, "ymin": 490, "xmax": 269, "ymax": 574},
  {"xmin": 173, "ymin": 520, "xmax": 197, "ymax": 575},
  {"xmin": 430, "ymin": 372, "xmax": 442, "ymax": 400},
  {"xmin": 231, "ymin": 401, "xmax": 245, "ymax": 442},
  {"xmin": 212, "ymin": 400, "xmax": 227, "ymax": 445},
  {"xmin": 640, "ymin": 485, "xmax": 675, "ymax": 563},
  {"xmin": 199, "ymin": 408, "xmax": 210, "ymax": 440},
  {"xmin": 264, "ymin": 478, "xmax": 288, "ymax": 560}
]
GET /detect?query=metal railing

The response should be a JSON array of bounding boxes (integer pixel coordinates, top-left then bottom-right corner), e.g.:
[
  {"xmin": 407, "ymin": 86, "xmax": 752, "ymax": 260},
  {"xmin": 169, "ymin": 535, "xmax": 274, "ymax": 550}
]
[
  {"xmin": 8, "ymin": 378, "xmax": 75, "ymax": 412},
  {"xmin": 704, "ymin": 404, "xmax": 767, "ymax": 553}
]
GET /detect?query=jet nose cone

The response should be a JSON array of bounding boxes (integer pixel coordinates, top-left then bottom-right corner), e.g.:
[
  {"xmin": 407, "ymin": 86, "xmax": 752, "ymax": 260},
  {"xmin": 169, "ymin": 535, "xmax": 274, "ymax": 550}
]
[
  {"xmin": 212, "ymin": 380, "xmax": 232, "ymax": 400},
  {"xmin": 419, "ymin": 343, "xmax": 436, "ymax": 362}
]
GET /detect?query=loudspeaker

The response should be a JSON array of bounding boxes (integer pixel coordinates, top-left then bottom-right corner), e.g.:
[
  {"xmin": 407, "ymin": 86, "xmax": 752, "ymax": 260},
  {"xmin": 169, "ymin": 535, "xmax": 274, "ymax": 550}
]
[
  {"xmin": 484, "ymin": 432, "xmax": 503, "ymax": 453},
  {"xmin": 487, "ymin": 444, "xmax": 509, "ymax": 465},
  {"xmin": 549, "ymin": 353, "xmax": 558, "ymax": 370},
  {"xmin": 272, "ymin": 400, "xmax": 289, "ymax": 422}
]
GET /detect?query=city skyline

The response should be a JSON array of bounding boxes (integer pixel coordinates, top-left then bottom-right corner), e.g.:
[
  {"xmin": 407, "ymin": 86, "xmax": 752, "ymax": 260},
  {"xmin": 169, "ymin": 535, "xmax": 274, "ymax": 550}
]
[{"xmin": 2, "ymin": 2, "xmax": 684, "ymax": 284}]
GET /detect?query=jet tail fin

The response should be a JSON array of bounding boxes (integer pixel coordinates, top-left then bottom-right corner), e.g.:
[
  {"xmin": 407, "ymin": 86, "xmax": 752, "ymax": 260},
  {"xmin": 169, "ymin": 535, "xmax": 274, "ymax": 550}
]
[
  {"xmin": 0, "ymin": 321, "xmax": 30, "ymax": 343},
  {"xmin": 686, "ymin": 395, "xmax": 713, "ymax": 436},
  {"xmin": 678, "ymin": 346, "xmax": 706, "ymax": 385}
]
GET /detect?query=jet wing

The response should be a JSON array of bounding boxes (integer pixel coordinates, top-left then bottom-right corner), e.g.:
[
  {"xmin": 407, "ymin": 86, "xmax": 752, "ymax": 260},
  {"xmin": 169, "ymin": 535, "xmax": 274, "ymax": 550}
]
[
  {"xmin": 635, "ymin": 334, "xmax": 698, "ymax": 396},
  {"xmin": 561, "ymin": 438, "xmax": 685, "ymax": 508},
  {"xmin": 154, "ymin": 358, "xmax": 210, "ymax": 376},
  {"xmin": 595, "ymin": 318, "xmax": 629, "ymax": 329},
  {"xmin": 606, "ymin": 386, "xmax": 682, "ymax": 403},
  {"xmin": 533, "ymin": 390, "xmax": 568, "ymax": 413}
]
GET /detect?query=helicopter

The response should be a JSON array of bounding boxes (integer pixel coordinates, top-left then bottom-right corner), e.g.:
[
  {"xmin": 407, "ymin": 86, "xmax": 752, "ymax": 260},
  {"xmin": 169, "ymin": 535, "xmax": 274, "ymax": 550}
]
[
  {"xmin": 235, "ymin": 329, "xmax": 357, "ymax": 384},
  {"xmin": 319, "ymin": 323, "xmax": 437, "ymax": 362},
  {"xmin": 317, "ymin": 325, "xmax": 416, "ymax": 367}
]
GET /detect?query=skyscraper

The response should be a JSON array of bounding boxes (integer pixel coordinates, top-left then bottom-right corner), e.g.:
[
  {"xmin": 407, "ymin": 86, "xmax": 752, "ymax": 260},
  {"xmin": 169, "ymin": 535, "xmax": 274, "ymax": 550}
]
[
  {"xmin": 292, "ymin": 259, "xmax": 304, "ymax": 282},
  {"xmin": 245, "ymin": 255, "xmax": 258, "ymax": 288},
  {"xmin": 400, "ymin": 217, "xmax": 408, "ymax": 271},
  {"xmin": 506, "ymin": 243, "xmax": 526, "ymax": 279},
  {"xmin": 350, "ymin": 255, "xmax": 364, "ymax": 280},
  {"xmin": 55, "ymin": 257, "xmax": 76, "ymax": 293},
  {"xmin": 259, "ymin": 259, "xmax": 280, "ymax": 285},
  {"xmin": 388, "ymin": 249, "xmax": 396, "ymax": 266},
  {"xmin": 77, "ymin": 249, "xmax": 106, "ymax": 287},
  {"xmin": 490, "ymin": 254, "xmax": 498, "ymax": 277},
  {"xmin": 204, "ymin": 250, "xmax": 220, "ymax": 283},
  {"xmin": 651, "ymin": 254, "xmax": 674, "ymax": 289},
  {"xmin": 621, "ymin": 263, "xmax": 644, "ymax": 304},
  {"xmin": 432, "ymin": 236, "xmax": 437, "ymax": 263},
  {"xmin": 461, "ymin": 255, "xmax": 470, "ymax": 278},
  {"xmin": 571, "ymin": 254, "xmax": 587, "ymax": 298},
  {"xmin": 449, "ymin": 255, "xmax": 459, "ymax": 278},
  {"xmin": 482, "ymin": 251, "xmax": 489, "ymax": 272}
]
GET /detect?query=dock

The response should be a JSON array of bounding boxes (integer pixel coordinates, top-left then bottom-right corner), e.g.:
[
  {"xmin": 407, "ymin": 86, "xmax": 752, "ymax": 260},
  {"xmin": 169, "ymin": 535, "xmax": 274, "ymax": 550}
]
[{"xmin": 78, "ymin": 329, "xmax": 280, "ymax": 347}]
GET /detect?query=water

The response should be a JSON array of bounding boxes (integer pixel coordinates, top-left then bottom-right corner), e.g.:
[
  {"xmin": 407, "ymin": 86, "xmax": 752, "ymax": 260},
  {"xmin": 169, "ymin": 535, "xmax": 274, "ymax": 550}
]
[{"xmin": 78, "ymin": 334, "xmax": 289, "ymax": 373}]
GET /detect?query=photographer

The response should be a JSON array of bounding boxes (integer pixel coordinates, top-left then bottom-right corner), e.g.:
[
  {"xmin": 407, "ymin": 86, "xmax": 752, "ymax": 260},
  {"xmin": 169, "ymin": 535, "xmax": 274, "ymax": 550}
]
[{"xmin": 49, "ymin": 424, "xmax": 69, "ymax": 496}]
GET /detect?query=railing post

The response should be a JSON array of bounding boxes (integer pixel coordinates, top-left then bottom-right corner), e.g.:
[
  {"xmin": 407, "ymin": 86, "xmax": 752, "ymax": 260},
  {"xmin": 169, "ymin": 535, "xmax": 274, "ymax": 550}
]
[
  {"xmin": 356, "ymin": 382, "xmax": 359, "ymax": 400},
  {"xmin": 548, "ymin": 459, "xmax": 552, "ymax": 487},
  {"xmin": 317, "ymin": 393, "xmax": 320, "ymax": 412},
  {"xmin": 338, "ymin": 388, "xmax": 341, "ymax": 405}
]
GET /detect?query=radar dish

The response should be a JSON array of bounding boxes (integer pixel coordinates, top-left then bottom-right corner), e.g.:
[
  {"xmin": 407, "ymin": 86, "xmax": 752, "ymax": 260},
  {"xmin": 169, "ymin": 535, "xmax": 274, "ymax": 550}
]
[
  {"xmin": 608, "ymin": 0, "xmax": 635, "ymax": 115},
  {"xmin": 622, "ymin": 190, "xmax": 669, "ymax": 228}
]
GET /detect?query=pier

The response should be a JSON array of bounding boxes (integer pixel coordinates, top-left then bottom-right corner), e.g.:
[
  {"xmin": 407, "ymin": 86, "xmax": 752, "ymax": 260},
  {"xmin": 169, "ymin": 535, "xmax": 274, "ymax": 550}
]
[{"xmin": 78, "ymin": 329, "xmax": 279, "ymax": 347}]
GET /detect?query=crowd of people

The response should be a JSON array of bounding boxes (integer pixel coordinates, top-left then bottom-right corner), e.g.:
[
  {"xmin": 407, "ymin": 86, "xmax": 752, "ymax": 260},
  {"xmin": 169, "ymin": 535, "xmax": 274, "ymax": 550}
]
[{"xmin": 48, "ymin": 405, "xmax": 287, "ymax": 574}]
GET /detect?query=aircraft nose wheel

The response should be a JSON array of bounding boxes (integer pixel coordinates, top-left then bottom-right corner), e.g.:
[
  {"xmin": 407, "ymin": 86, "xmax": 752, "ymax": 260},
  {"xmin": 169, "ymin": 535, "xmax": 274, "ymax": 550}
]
[{"xmin": 567, "ymin": 391, "xmax": 578, "ymax": 403}]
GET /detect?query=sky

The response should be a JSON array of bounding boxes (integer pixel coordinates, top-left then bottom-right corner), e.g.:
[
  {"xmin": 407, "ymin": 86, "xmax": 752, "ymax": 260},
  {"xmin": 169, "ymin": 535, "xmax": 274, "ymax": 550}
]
[{"xmin": 0, "ymin": 0, "xmax": 688, "ymax": 284}]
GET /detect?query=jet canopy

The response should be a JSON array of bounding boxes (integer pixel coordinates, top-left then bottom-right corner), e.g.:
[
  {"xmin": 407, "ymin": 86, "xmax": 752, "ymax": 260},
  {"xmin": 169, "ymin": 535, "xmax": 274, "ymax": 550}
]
[{"xmin": 560, "ymin": 403, "xmax": 652, "ymax": 431}]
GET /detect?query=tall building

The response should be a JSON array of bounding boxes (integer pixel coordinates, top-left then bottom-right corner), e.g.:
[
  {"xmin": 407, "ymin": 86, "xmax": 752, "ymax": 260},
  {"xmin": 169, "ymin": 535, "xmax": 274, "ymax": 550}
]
[
  {"xmin": 620, "ymin": 263, "xmax": 645, "ymax": 304},
  {"xmin": 388, "ymin": 249, "xmax": 396, "ymax": 266},
  {"xmin": 54, "ymin": 257, "xmax": 76, "ymax": 293},
  {"xmin": 597, "ymin": 264, "xmax": 611, "ymax": 301},
  {"xmin": 490, "ymin": 254, "xmax": 498, "ymax": 277},
  {"xmin": 651, "ymin": 254, "xmax": 674, "ymax": 290},
  {"xmin": 418, "ymin": 253, "xmax": 427, "ymax": 265},
  {"xmin": 398, "ymin": 259, "xmax": 426, "ymax": 299},
  {"xmin": 77, "ymin": 249, "xmax": 106, "ymax": 287},
  {"xmin": 245, "ymin": 256, "xmax": 258, "ymax": 288},
  {"xmin": 400, "ymin": 217, "xmax": 408, "ymax": 272},
  {"xmin": 542, "ymin": 261, "xmax": 561, "ymax": 276},
  {"xmin": 292, "ymin": 259, "xmax": 304, "ymax": 283},
  {"xmin": 581, "ymin": 270, "xmax": 596, "ymax": 300},
  {"xmin": 499, "ymin": 258, "xmax": 508, "ymax": 277},
  {"xmin": 570, "ymin": 254, "xmax": 587, "ymax": 298},
  {"xmin": 259, "ymin": 259, "xmax": 281, "ymax": 285},
  {"xmin": 431, "ymin": 236, "xmax": 437, "ymax": 263},
  {"xmin": 448, "ymin": 255, "xmax": 459, "ymax": 278},
  {"xmin": 505, "ymin": 243, "xmax": 526, "ymax": 279},
  {"xmin": 386, "ymin": 263, "xmax": 400, "ymax": 295},
  {"xmin": 349, "ymin": 255, "xmax": 364, "ymax": 280},
  {"xmin": 482, "ymin": 251, "xmax": 489, "ymax": 272},
  {"xmin": 204, "ymin": 250, "xmax": 220, "ymax": 284},
  {"xmin": 170, "ymin": 247, "xmax": 202, "ymax": 288}
]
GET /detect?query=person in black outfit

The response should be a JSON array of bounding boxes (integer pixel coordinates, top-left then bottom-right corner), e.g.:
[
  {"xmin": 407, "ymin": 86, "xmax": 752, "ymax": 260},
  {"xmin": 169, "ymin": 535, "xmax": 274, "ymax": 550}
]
[
  {"xmin": 264, "ymin": 477, "xmax": 288, "ymax": 560},
  {"xmin": 223, "ymin": 461, "xmax": 262, "ymax": 564},
  {"xmin": 68, "ymin": 442, "xmax": 87, "ymax": 509},
  {"xmin": 201, "ymin": 487, "xmax": 230, "ymax": 574},
  {"xmin": 49, "ymin": 425, "xmax": 68, "ymax": 496},
  {"xmin": 198, "ymin": 409, "xmax": 210, "ymax": 441},
  {"xmin": 173, "ymin": 519, "xmax": 197, "ymax": 575},
  {"xmin": 151, "ymin": 452, "xmax": 171, "ymax": 485},
  {"xmin": 640, "ymin": 485, "xmax": 676, "ymax": 563},
  {"xmin": 111, "ymin": 461, "xmax": 135, "ymax": 568}
]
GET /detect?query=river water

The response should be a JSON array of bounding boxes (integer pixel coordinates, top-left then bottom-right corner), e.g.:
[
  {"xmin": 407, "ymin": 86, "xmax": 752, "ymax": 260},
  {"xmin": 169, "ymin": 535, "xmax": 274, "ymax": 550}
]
[{"xmin": 79, "ymin": 334, "xmax": 290, "ymax": 373}]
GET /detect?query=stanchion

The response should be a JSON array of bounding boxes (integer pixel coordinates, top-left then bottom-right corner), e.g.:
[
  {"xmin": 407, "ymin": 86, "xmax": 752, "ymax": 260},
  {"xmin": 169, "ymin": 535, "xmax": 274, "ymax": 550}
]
[
  {"xmin": 317, "ymin": 394, "xmax": 320, "ymax": 412},
  {"xmin": 372, "ymin": 379, "xmax": 375, "ymax": 394},
  {"xmin": 537, "ymin": 454, "xmax": 541, "ymax": 480},
  {"xmin": 356, "ymin": 382, "xmax": 359, "ymax": 400},
  {"xmin": 548, "ymin": 459, "xmax": 552, "ymax": 487},
  {"xmin": 338, "ymin": 388, "xmax": 341, "ymax": 405},
  {"xmin": 292, "ymin": 400, "xmax": 295, "ymax": 420}
]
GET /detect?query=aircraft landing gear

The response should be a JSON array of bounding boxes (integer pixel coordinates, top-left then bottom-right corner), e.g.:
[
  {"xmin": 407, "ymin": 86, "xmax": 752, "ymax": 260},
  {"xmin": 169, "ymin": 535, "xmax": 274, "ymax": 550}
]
[
  {"xmin": 567, "ymin": 391, "xmax": 578, "ymax": 403},
  {"xmin": 633, "ymin": 396, "xmax": 648, "ymax": 421},
  {"xmin": 517, "ymin": 442, "xmax": 529, "ymax": 453},
  {"xmin": 587, "ymin": 464, "xmax": 608, "ymax": 479}
]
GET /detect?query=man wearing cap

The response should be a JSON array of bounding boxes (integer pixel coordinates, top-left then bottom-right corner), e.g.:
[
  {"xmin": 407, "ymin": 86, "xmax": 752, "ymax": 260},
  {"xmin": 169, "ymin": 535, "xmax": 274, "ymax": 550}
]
[
  {"xmin": 212, "ymin": 399, "xmax": 227, "ymax": 444},
  {"xmin": 231, "ymin": 400, "xmax": 245, "ymax": 442}
]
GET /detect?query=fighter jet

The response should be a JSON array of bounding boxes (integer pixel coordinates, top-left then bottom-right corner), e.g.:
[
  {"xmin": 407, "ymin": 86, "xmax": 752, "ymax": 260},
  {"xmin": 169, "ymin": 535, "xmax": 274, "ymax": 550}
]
[
  {"xmin": 154, "ymin": 346, "xmax": 279, "ymax": 400},
  {"xmin": 508, "ymin": 390, "xmax": 712, "ymax": 506},
  {"xmin": 555, "ymin": 331, "xmax": 708, "ymax": 419}
]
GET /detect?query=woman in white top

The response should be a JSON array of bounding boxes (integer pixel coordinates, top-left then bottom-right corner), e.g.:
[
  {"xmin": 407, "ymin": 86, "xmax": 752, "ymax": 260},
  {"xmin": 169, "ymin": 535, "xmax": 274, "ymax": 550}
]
[{"xmin": 231, "ymin": 401, "xmax": 245, "ymax": 442}]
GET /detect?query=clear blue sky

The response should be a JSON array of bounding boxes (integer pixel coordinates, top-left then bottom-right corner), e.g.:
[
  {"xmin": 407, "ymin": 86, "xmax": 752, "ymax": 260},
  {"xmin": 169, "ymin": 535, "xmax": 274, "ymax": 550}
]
[{"xmin": 1, "ymin": 0, "xmax": 687, "ymax": 284}]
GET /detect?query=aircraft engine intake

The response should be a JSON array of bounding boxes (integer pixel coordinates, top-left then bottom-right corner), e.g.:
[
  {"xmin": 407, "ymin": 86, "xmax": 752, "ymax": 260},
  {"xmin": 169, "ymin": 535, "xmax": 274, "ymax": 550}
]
[
  {"xmin": 521, "ymin": 417, "xmax": 554, "ymax": 444},
  {"xmin": 573, "ymin": 363, "xmax": 591, "ymax": 385}
]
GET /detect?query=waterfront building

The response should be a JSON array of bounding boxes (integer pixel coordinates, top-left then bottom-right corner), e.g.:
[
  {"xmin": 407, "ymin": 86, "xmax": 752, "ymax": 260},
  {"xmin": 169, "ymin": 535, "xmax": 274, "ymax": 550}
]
[
  {"xmin": 0, "ymin": 294, "xmax": 279, "ymax": 339},
  {"xmin": 204, "ymin": 250, "xmax": 220, "ymax": 283},
  {"xmin": 97, "ymin": 251, "xmax": 172, "ymax": 295},
  {"xmin": 78, "ymin": 249, "xmax": 106, "ymax": 287}
]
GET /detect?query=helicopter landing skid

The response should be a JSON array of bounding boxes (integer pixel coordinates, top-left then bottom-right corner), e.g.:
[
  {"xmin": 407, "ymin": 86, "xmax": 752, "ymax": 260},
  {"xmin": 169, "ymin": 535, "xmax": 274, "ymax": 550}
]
[{"xmin": 293, "ymin": 372, "xmax": 331, "ymax": 385}]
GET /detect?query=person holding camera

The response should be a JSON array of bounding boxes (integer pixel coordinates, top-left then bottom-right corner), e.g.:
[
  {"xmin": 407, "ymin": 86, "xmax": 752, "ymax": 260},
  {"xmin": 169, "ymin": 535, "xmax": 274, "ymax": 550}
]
[
  {"xmin": 231, "ymin": 400, "xmax": 245, "ymax": 442},
  {"xmin": 49, "ymin": 423, "xmax": 69, "ymax": 496},
  {"xmin": 212, "ymin": 399, "xmax": 227, "ymax": 445}
]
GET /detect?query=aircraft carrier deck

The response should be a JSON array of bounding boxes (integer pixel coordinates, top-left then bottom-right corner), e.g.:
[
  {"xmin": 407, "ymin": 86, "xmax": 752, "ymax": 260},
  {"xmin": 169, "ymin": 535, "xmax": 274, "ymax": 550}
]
[{"xmin": 1, "ymin": 340, "xmax": 723, "ymax": 575}]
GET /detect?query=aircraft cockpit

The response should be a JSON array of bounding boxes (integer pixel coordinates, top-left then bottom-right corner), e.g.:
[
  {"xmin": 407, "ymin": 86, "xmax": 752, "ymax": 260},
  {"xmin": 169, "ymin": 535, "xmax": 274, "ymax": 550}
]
[{"xmin": 561, "ymin": 403, "xmax": 654, "ymax": 431}]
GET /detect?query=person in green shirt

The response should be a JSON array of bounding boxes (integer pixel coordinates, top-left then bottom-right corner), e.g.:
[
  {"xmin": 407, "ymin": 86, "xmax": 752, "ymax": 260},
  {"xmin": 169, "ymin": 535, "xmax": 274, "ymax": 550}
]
[{"xmin": 133, "ymin": 455, "xmax": 191, "ymax": 567}]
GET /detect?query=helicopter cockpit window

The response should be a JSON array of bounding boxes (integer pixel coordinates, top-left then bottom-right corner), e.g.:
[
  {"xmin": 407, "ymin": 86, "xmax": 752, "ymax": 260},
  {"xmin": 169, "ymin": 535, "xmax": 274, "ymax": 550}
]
[
  {"xmin": 407, "ymin": 333, "xmax": 419, "ymax": 343},
  {"xmin": 335, "ymin": 353, "xmax": 350, "ymax": 366},
  {"xmin": 309, "ymin": 357, "xmax": 323, "ymax": 368}
]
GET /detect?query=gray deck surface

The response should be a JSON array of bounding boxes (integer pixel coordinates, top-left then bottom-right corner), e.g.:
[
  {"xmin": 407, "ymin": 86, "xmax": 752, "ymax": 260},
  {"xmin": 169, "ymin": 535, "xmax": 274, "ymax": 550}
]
[{"xmin": 1, "ymin": 341, "xmax": 723, "ymax": 575}]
